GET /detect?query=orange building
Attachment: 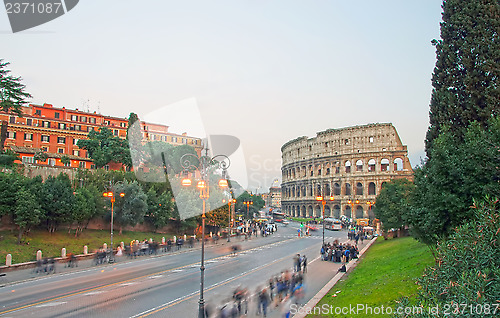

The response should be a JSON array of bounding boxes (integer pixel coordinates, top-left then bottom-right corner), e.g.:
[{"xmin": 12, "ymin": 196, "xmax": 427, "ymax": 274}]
[{"xmin": 0, "ymin": 103, "xmax": 202, "ymax": 170}]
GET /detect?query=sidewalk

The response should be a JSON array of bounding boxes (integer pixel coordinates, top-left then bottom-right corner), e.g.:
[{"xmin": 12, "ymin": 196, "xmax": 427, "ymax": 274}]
[
  {"xmin": 292, "ymin": 236, "xmax": 378, "ymax": 318},
  {"xmin": 0, "ymin": 231, "xmax": 282, "ymax": 286}
]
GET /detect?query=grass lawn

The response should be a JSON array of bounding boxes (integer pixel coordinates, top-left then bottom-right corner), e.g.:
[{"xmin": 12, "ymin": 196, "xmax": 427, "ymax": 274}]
[
  {"xmin": 290, "ymin": 217, "xmax": 321, "ymax": 223},
  {"xmin": 0, "ymin": 229, "xmax": 177, "ymax": 265},
  {"xmin": 310, "ymin": 236, "xmax": 434, "ymax": 317}
]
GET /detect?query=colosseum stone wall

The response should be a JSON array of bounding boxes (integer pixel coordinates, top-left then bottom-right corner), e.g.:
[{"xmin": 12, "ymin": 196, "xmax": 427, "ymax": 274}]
[{"xmin": 281, "ymin": 123, "xmax": 413, "ymax": 220}]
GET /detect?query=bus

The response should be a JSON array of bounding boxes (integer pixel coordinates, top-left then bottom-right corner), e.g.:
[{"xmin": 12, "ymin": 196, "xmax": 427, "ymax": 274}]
[
  {"xmin": 324, "ymin": 218, "xmax": 342, "ymax": 230},
  {"xmin": 272, "ymin": 211, "xmax": 286, "ymax": 223}
]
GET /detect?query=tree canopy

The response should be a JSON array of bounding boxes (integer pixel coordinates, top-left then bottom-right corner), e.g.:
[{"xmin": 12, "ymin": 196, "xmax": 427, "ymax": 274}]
[
  {"xmin": 425, "ymin": 0, "xmax": 500, "ymax": 154},
  {"xmin": 77, "ymin": 127, "xmax": 131, "ymax": 169}
]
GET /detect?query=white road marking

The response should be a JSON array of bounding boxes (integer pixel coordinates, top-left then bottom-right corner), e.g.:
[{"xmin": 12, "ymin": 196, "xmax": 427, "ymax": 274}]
[{"xmin": 35, "ymin": 302, "xmax": 66, "ymax": 307}]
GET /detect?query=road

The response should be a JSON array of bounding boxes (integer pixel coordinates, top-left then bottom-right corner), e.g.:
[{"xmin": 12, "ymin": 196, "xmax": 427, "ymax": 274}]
[{"xmin": 0, "ymin": 222, "xmax": 365, "ymax": 317}]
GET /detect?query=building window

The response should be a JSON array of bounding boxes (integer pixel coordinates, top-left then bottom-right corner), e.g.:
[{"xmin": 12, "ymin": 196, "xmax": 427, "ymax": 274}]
[
  {"xmin": 42, "ymin": 121, "xmax": 50, "ymax": 128},
  {"xmin": 41, "ymin": 146, "xmax": 48, "ymax": 152},
  {"xmin": 79, "ymin": 161, "xmax": 86, "ymax": 168},
  {"xmin": 64, "ymin": 160, "xmax": 70, "ymax": 167},
  {"xmin": 80, "ymin": 116, "xmax": 87, "ymax": 122},
  {"xmin": 9, "ymin": 116, "xmax": 15, "ymax": 124},
  {"xmin": 7, "ymin": 131, "xmax": 16, "ymax": 139},
  {"xmin": 104, "ymin": 120, "xmax": 110, "ymax": 125},
  {"xmin": 54, "ymin": 112, "xmax": 60, "ymax": 119},
  {"xmin": 48, "ymin": 159, "xmax": 56, "ymax": 166},
  {"xmin": 345, "ymin": 139, "xmax": 349, "ymax": 145},
  {"xmin": 57, "ymin": 148, "xmax": 64, "ymax": 154},
  {"xmin": 89, "ymin": 117, "xmax": 96, "ymax": 124},
  {"xmin": 182, "ymin": 138, "xmax": 187, "ymax": 144},
  {"xmin": 73, "ymin": 138, "xmax": 79, "ymax": 145},
  {"xmin": 24, "ymin": 133, "xmax": 33, "ymax": 141},
  {"xmin": 73, "ymin": 150, "xmax": 80, "ymax": 156},
  {"xmin": 71, "ymin": 115, "xmax": 78, "ymax": 121},
  {"xmin": 22, "ymin": 156, "xmax": 35, "ymax": 164},
  {"xmin": 172, "ymin": 137, "xmax": 177, "ymax": 143},
  {"xmin": 35, "ymin": 109, "xmax": 41, "ymax": 116},
  {"xmin": 57, "ymin": 137, "xmax": 66, "ymax": 144},
  {"xmin": 369, "ymin": 136, "xmax": 374, "ymax": 143},
  {"xmin": 120, "ymin": 122, "xmax": 126, "ymax": 127},
  {"xmin": 41, "ymin": 135, "xmax": 50, "ymax": 142},
  {"xmin": 26, "ymin": 118, "xmax": 32, "ymax": 126},
  {"xmin": 74, "ymin": 125, "xmax": 81, "ymax": 131},
  {"xmin": 104, "ymin": 165, "xmax": 110, "ymax": 171},
  {"xmin": 113, "ymin": 129, "xmax": 118, "ymax": 136},
  {"xmin": 91, "ymin": 164, "xmax": 96, "ymax": 169},
  {"xmin": 58, "ymin": 123, "xmax": 66, "ymax": 129}
]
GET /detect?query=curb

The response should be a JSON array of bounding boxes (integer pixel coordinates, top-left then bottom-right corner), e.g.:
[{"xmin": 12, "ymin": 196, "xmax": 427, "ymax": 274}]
[{"xmin": 293, "ymin": 236, "xmax": 379, "ymax": 318}]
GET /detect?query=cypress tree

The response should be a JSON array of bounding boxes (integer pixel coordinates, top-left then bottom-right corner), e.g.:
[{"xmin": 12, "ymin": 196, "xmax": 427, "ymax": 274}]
[{"xmin": 425, "ymin": 0, "xmax": 500, "ymax": 155}]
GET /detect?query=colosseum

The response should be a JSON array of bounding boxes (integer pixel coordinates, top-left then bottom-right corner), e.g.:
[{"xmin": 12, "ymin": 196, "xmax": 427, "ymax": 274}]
[{"xmin": 281, "ymin": 123, "xmax": 413, "ymax": 220}]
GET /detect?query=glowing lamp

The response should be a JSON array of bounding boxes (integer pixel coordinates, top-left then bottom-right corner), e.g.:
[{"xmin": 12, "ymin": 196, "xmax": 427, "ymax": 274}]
[
  {"xmin": 197, "ymin": 180, "xmax": 206, "ymax": 189},
  {"xmin": 181, "ymin": 178, "xmax": 192, "ymax": 187},
  {"xmin": 218, "ymin": 178, "xmax": 228, "ymax": 188}
]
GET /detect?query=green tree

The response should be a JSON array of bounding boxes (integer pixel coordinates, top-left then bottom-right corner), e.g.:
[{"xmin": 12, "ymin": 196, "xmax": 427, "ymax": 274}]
[
  {"xmin": 145, "ymin": 187, "xmax": 174, "ymax": 230},
  {"xmin": 411, "ymin": 117, "xmax": 500, "ymax": 244},
  {"xmin": 72, "ymin": 186, "xmax": 104, "ymax": 236},
  {"xmin": 41, "ymin": 174, "xmax": 75, "ymax": 232},
  {"xmin": 60, "ymin": 155, "xmax": 71, "ymax": 166},
  {"xmin": 0, "ymin": 59, "xmax": 32, "ymax": 152},
  {"xmin": 0, "ymin": 149, "xmax": 19, "ymax": 167},
  {"xmin": 425, "ymin": 0, "xmax": 500, "ymax": 154},
  {"xmin": 33, "ymin": 150, "xmax": 48, "ymax": 163},
  {"xmin": 112, "ymin": 180, "xmax": 147, "ymax": 234},
  {"xmin": 13, "ymin": 187, "xmax": 43, "ymax": 244},
  {"xmin": 395, "ymin": 199, "xmax": 500, "ymax": 318},
  {"xmin": 77, "ymin": 128, "xmax": 131, "ymax": 169},
  {"xmin": 374, "ymin": 179, "xmax": 414, "ymax": 232},
  {"xmin": 0, "ymin": 172, "xmax": 22, "ymax": 217}
]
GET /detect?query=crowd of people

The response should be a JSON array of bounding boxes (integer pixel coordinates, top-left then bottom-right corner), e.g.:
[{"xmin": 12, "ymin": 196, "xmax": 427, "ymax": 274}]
[{"xmin": 206, "ymin": 264, "xmax": 307, "ymax": 318}]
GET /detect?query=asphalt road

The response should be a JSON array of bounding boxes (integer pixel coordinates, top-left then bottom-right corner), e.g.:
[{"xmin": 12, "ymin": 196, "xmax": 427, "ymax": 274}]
[{"xmin": 0, "ymin": 222, "xmax": 365, "ymax": 317}]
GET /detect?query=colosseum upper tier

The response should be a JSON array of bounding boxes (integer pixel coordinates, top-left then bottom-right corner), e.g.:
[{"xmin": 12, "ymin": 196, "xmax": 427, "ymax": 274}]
[{"xmin": 281, "ymin": 123, "xmax": 413, "ymax": 220}]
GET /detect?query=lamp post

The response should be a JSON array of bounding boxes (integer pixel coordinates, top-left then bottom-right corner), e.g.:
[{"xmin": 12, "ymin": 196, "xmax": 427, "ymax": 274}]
[
  {"xmin": 347, "ymin": 198, "xmax": 360, "ymax": 226},
  {"xmin": 243, "ymin": 199, "xmax": 253, "ymax": 220},
  {"xmin": 366, "ymin": 201, "xmax": 374, "ymax": 220},
  {"xmin": 102, "ymin": 186, "xmax": 124, "ymax": 262},
  {"xmin": 180, "ymin": 150, "xmax": 230, "ymax": 318},
  {"xmin": 316, "ymin": 195, "xmax": 334, "ymax": 246},
  {"xmin": 226, "ymin": 198, "xmax": 236, "ymax": 242}
]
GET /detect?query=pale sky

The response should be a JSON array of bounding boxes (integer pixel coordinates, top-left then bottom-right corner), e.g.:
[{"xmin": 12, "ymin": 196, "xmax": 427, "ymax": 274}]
[{"xmin": 1, "ymin": 1, "xmax": 443, "ymax": 191}]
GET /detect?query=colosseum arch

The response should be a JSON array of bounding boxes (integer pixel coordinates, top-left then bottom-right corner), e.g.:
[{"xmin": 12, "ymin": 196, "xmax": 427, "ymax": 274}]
[
  {"xmin": 355, "ymin": 206, "xmax": 364, "ymax": 218},
  {"xmin": 368, "ymin": 159, "xmax": 376, "ymax": 172},
  {"xmin": 301, "ymin": 206, "xmax": 307, "ymax": 217},
  {"xmin": 345, "ymin": 183, "xmax": 352, "ymax": 195},
  {"xmin": 356, "ymin": 182, "xmax": 363, "ymax": 195},
  {"xmin": 356, "ymin": 159, "xmax": 363, "ymax": 172},
  {"xmin": 325, "ymin": 205, "xmax": 331, "ymax": 217},
  {"xmin": 345, "ymin": 160, "xmax": 351, "ymax": 173},
  {"xmin": 394, "ymin": 158, "xmax": 404, "ymax": 171},
  {"xmin": 368, "ymin": 182, "xmax": 376, "ymax": 195},
  {"xmin": 333, "ymin": 183, "xmax": 341, "ymax": 195},
  {"xmin": 381, "ymin": 158, "xmax": 390, "ymax": 171},
  {"xmin": 333, "ymin": 205, "xmax": 341, "ymax": 218},
  {"xmin": 344, "ymin": 206, "xmax": 352, "ymax": 218},
  {"xmin": 308, "ymin": 205, "xmax": 313, "ymax": 217},
  {"xmin": 315, "ymin": 205, "xmax": 322, "ymax": 217}
]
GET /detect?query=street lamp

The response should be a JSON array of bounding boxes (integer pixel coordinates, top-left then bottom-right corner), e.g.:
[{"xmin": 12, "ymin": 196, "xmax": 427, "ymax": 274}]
[
  {"xmin": 243, "ymin": 199, "xmax": 253, "ymax": 220},
  {"xmin": 180, "ymin": 150, "xmax": 230, "ymax": 318},
  {"xmin": 226, "ymin": 198, "xmax": 236, "ymax": 242},
  {"xmin": 347, "ymin": 198, "xmax": 360, "ymax": 225},
  {"xmin": 366, "ymin": 201, "xmax": 374, "ymax": 220},
  {"xmin": 316, "ymin": 195, "xmax": 334, "ymax": 246},
  {"xmin": 102, "ymin": 188, "xmax": 124, "ymax": 262}
]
